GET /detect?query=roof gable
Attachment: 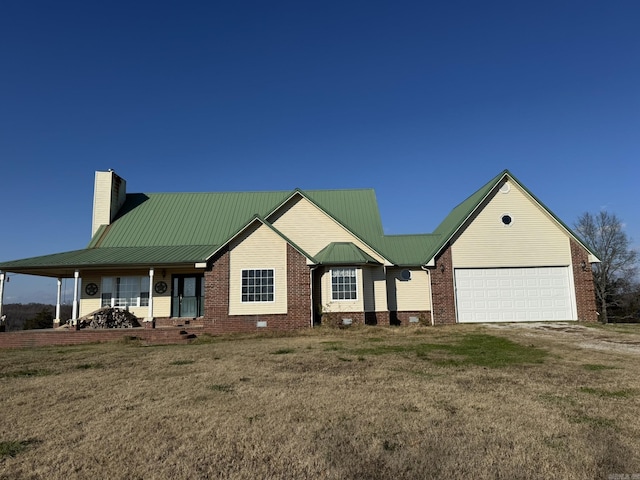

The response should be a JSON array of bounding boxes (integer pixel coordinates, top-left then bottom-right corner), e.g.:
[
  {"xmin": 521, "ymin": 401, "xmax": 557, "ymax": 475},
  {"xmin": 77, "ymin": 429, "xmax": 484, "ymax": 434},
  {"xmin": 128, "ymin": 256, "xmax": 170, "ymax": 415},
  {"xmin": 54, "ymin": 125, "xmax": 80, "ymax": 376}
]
[
  {"xmin": 205, "ymin": 214, "xmax": 316, "ymax": 263},
  {"xmin": 267, "ymin": 191, "xmax": 391, "ymax": 264},
  {"xmin": 424, "ymin": 170, "xmax": 598, "ymax": 263}
]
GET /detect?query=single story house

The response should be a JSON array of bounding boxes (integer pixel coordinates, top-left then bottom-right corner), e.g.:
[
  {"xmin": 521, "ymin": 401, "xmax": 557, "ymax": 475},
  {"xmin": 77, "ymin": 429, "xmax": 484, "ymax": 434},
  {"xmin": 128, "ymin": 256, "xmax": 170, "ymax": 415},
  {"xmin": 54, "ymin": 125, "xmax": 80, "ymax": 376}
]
[{"xmin": 0, "ymin": 169, "xmax": 599, "ymax": 332}]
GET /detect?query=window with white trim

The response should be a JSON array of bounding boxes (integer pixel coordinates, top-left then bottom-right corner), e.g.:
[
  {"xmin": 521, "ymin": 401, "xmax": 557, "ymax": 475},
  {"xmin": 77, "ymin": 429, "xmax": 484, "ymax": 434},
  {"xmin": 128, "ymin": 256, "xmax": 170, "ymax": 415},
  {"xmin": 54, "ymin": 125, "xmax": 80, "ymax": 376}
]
[
  {"xmin": 101, "ymin": 276, "xmax": 150, "ymax": 308},
  {"xmin": 331, "ymin": 268, "xmax": 357, "ymax": 300},
  {"xmin": 241, "ymin": 269, "xmax": 274, "ymax": 302}
]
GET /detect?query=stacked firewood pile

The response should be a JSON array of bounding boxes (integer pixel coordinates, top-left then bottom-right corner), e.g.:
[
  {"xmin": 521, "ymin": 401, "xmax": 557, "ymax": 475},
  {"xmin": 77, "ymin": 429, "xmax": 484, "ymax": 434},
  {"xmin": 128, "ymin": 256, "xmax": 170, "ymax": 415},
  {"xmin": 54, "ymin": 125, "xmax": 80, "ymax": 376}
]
[{"xmin": 80, "ymin": 307, "xmax": 140, "ymax": 329}]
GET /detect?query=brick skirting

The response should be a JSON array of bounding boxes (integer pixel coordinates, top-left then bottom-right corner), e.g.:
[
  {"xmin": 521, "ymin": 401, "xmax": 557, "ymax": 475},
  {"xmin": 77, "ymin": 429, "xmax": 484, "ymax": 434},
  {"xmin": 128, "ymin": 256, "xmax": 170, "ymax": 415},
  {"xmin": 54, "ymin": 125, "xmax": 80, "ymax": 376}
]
[
  {"xmin": 391, "ymin": 311, "xmax": 431, "ymax": 326},
  {"xmin": 154, "ymin": 317, "xmax": 206, "ymax": 328},
  {"xmin": 0, "ymin": 327, "xmax": 197, "ymax": 349}
]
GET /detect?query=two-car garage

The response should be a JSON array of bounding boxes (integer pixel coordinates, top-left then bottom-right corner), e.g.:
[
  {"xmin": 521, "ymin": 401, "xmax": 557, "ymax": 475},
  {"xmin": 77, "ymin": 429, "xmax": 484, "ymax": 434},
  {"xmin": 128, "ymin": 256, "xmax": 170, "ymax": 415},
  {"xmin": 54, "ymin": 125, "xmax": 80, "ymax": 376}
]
[{"xmin": 454, "ymin": 267, "xmax": 576, "ymax": 323}]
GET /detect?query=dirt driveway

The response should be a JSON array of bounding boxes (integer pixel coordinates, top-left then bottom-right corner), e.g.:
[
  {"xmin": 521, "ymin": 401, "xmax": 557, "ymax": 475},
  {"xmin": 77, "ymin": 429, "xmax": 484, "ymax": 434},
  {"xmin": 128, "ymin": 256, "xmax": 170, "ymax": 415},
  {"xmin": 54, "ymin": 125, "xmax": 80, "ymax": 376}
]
[{"xmin": 486, "ymin": 322, "xmax": 640, "ymax": 355}]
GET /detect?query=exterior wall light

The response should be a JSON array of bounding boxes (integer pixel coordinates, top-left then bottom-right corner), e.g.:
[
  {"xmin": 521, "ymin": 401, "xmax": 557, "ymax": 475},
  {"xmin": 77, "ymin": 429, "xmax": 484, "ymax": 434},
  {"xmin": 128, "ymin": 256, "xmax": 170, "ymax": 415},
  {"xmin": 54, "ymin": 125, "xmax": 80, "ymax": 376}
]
[{"xmin": 580, "ymin": 260, "xmax": 587, "ymax": 271}]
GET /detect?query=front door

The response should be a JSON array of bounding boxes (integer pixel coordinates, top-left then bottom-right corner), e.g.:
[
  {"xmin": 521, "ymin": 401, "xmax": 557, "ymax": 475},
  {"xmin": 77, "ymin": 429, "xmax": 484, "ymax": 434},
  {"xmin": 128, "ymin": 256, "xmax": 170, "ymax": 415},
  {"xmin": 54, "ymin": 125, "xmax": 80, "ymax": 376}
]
[{"xmin": 172, "ymin": 275, "xmax": 204, "ymax": 317}]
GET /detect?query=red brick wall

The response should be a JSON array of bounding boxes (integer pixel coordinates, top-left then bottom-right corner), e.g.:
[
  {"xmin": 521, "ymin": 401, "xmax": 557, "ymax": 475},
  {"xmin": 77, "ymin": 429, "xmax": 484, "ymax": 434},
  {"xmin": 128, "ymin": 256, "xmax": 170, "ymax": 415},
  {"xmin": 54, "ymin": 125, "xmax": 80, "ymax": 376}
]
[
  {"xmin": 204, "ymin": 247, "xmax": 230, "ymax": 326},
  {"xmin": 392, "ymin": 311, "xmax": 431, "ymax": 326},
  {"xmin": 570, "ymin": 238, "xmax": 598, "ymax": 322},
  {"xmin": 154, "ymin": 317, "xmax": 205, "ymax": 328},
  {"xmin": 321, "ymin": 311, "xmax": 388, "ymax": 327},
  {"xmin": 322, "ymin": 311, "xmax": 365, "ymax": 326},
  {"xmin": 368, "ymin": 311, "xmax": 390, "ymax": 326},
  {"xmin": 430, "ymin": 244, "xmax": 457, "ymax": 325},
  {"xmin": 203, "ymin": 244, "xmax": 312, "ymax": 334}
]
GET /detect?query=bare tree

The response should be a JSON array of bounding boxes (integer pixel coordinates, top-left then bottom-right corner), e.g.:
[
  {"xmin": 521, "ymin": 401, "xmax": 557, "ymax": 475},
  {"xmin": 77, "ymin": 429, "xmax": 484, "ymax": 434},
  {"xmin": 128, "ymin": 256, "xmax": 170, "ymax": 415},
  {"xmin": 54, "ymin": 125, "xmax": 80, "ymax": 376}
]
[{"xmin": 575, "ymin": 211, "xmax": 638, "ymax": 323}]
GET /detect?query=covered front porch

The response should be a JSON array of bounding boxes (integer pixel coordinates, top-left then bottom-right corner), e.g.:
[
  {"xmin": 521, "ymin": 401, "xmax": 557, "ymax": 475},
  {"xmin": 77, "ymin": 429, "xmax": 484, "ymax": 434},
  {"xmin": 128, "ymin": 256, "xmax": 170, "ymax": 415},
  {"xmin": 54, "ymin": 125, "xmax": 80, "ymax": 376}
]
[{"xmin": 0, "ymin": 245, "xmax": 217, "ymax": 328}]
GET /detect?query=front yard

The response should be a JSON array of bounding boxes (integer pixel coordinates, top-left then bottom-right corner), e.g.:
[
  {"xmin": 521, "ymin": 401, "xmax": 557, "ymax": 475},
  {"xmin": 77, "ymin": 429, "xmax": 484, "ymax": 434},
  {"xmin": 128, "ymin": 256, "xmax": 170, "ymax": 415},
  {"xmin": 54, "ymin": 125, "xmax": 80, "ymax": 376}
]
[{"xmin": 1, "ymin": 323, "xmax": 639, "ymax": 479}]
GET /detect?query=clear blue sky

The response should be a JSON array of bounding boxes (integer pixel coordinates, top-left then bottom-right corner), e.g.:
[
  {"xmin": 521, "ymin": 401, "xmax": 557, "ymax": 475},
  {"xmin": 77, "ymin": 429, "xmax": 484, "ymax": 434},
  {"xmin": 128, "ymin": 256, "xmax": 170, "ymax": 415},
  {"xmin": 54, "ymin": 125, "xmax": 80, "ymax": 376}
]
[{"xmin": 1, "ymin": 0, "xmax": 639, "ymax": 303}]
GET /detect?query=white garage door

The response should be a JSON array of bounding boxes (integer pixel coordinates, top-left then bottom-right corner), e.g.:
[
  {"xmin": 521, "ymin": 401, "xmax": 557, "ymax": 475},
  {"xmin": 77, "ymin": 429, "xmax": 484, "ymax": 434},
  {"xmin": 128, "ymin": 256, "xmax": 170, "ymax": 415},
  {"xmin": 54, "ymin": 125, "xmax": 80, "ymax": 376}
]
[{"xmin": 455, "ymin": 267, "xmax": 575, "ymax": 323}]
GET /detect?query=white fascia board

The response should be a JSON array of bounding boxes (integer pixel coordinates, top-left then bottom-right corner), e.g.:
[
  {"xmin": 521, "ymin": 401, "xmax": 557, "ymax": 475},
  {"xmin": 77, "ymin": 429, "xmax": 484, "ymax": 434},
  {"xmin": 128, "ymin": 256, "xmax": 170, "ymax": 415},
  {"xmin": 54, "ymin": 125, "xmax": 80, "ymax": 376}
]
[{"xmin": 588, "ymin": 254, "xmax": 601, "ymax": 263}]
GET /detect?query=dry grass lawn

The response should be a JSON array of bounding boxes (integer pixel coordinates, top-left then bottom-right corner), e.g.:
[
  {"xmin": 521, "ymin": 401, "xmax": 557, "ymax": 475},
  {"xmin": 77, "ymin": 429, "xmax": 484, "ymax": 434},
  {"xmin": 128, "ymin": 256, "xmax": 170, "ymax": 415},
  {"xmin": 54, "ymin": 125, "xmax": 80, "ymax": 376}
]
[{"xmin": 1, "ymin": 323, "xmax": 639, "ymax": 479}]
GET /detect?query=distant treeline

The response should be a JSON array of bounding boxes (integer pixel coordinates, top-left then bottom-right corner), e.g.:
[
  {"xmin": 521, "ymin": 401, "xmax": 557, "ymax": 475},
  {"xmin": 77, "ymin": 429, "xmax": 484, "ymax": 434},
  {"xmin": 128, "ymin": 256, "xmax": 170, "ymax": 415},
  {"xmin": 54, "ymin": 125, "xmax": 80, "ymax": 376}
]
[{"xmin": 1, "ymin": 303, "xmax": 73, "ymax": 331}]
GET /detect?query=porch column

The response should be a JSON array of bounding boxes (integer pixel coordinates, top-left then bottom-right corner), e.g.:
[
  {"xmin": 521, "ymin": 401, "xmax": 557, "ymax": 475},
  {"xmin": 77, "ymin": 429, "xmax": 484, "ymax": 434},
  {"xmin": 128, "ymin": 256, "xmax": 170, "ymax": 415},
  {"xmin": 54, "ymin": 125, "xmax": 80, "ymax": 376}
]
[
  {"xmin": 72, "ymin": 270, "xmax": 80, "ymax": 321},
  {"xmin": 54, "ymin": 278, "xmax": 62, "ymax": 327},
  {"xmin": 147, "ymin": 268, "xmax": 154, "ymax": 319},
  {"xmin": 0, "ymin": 271, "xmax": 5, "ymax": 322}
]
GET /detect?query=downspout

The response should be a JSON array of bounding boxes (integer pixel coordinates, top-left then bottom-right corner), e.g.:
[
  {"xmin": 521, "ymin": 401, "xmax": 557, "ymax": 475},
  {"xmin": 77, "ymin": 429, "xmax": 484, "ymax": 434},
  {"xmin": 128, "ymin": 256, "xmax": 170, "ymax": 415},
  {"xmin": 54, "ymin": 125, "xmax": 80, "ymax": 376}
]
[
  {"xmin": 309, "ymin": 265, "xmax": 318, "ymax": 327},
  {"xmin": 421, "ymin": 265, "xmax": 435, "ymax": 326}
]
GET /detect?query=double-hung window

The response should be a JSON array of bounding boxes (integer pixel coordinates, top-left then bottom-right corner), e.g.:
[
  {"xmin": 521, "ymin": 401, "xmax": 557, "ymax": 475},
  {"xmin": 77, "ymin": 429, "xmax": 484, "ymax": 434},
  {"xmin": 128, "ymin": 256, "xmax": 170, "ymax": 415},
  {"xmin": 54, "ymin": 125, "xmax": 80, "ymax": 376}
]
[
  {"xmin": 241, "ymin": 269, "xmax": 274, "ymax": 302},
  {"xmin": 101, "ymin": 276, "xmax": 149, "ymax": 308},
  {"xmin": 331, "ymin": 268, "xmax": 357, "ymax": 300}
]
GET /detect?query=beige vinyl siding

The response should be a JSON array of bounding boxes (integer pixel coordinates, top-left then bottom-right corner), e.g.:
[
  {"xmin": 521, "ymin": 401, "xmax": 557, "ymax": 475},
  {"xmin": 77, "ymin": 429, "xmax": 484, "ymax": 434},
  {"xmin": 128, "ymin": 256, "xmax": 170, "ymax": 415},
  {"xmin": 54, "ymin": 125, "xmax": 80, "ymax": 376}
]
[
  {"xmin": 149, "ymin": 295, "xmax": 171, "ymax": 318},
  {"xmin": 362, "ymin": 267, "xmax": 388, "ymax": 312},
  {"xmin": 79, "ymin": 271, "xmax": 172, "ymax": 318},
  {"xmin": 92, "ymin": 172, "xmax": 112, "ymax": 237},
  {"xmin": 386, "ymin": 268, "xmax": 431, "ymax": 311},
  {"xmin": 320, "ymin": 267, "xmax": 364, "ymax": 313},
  {"xmin": 229, "ymin": 223, "xmax": 287, "ymax": 315},
  {"xmin": 92, "ymin": 171, "xmax": 126, "ymax": 237},
  {"xmin": 451, "ymin": 181, "xmax": 571, "ymax": 268},
  {"xmin": 80, "ymin": 274, "xmax": 101, "ymax": 317},
  {"xmin": 271, "ymin": 196, "xmax": 387, "ymax": 263}
]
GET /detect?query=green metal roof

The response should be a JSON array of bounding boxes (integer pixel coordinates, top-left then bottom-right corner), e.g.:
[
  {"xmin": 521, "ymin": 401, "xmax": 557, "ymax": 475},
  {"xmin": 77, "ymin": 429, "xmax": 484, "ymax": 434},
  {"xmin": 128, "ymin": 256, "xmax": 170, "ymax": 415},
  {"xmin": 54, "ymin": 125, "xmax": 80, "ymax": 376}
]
[
  {"xmin": 0, "ymin": 188, "xmax": 388, "ymax": 273},
  {"xmin": 0, "ymin": 171, "xmax": 598, "ymax": 275},
  {"xmin": 302, "ymin": 189, "xmax": 385, "ymax": 240},
  {"xmin": 92, "ymin": 189, "xmax": 385, "ymax": 250},
  {"xmin": 94, "ymin": 191, "xmax": 290, "ymax": 248},
  {"xmin": 314, "ymin": 242, "xmax": 381, "ymax": 265},
  {"xmin": 378, "ymin": 234, "xmax": 442, "ymax": 266},
  {"xmin": 0, "ymin": 245, "xmax": 217, "ymax": 277}
]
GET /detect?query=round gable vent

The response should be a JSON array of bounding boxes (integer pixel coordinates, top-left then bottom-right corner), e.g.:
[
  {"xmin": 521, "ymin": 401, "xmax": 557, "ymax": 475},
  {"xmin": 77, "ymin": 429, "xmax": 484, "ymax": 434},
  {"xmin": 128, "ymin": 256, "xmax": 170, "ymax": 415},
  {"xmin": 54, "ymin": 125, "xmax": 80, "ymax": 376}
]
[
  {"xmin": 501, "ymin": 214, "xmax": 513, "ymax": 226},
  {"xmin": 400, "ymin": 269, "xmax": 411, "ymax": 281}
]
